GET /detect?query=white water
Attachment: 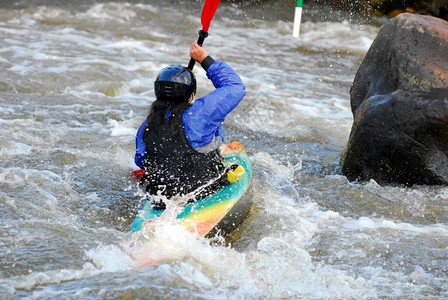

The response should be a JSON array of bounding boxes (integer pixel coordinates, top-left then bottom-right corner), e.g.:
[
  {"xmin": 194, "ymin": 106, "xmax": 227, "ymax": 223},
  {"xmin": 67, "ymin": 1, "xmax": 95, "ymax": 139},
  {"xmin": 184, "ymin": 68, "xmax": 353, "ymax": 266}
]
[{"xmin": 1, "ymin": 1, "xmax": 447, "ymax": 299}]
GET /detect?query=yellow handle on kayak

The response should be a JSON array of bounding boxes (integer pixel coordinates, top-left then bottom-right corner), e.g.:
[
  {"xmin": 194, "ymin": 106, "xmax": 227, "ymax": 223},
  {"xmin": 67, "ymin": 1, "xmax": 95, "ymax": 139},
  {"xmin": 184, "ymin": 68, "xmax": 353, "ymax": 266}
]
[{"xmin": 227, "ymin": 165, "xmax": 245, "ymax": 183}]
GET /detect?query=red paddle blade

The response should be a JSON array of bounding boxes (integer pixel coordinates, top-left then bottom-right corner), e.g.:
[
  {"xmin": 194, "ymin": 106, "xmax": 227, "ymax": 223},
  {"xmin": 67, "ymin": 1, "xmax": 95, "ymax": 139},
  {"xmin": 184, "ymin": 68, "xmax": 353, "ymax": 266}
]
[{"xmin": 201, "ymin": 0, "xmax": 221, "ymax": 32}]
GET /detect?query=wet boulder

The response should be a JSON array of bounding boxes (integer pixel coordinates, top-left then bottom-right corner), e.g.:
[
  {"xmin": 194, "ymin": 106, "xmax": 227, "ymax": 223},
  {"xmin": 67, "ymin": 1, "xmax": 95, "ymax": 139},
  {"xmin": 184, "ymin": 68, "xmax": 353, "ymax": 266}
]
[{"xmin": 341, "ymin": 13, "xmax": 448, "ymax": 186}]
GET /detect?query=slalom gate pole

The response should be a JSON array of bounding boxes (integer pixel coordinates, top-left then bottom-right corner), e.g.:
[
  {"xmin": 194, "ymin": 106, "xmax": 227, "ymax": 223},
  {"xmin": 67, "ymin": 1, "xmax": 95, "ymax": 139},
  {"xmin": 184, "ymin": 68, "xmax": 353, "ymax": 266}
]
[{"xmin": 293, "ymin": 0, "xmax": 303, "ymax": 38}]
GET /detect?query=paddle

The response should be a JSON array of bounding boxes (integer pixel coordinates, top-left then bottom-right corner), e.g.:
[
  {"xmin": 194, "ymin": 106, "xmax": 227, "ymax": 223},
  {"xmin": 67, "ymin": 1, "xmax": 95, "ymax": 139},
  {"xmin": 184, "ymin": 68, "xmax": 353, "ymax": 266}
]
[{"xmin": 187, "ymin": 0, "xmax": 221, "ymax": 70}]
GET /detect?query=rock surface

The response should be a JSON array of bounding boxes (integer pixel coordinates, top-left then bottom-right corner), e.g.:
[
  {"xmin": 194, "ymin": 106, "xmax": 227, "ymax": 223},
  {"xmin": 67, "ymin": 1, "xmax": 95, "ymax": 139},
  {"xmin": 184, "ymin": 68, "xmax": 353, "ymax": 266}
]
[{"xmin": 341, "ymin": 13, "xmax": 448, "ymax": 185}]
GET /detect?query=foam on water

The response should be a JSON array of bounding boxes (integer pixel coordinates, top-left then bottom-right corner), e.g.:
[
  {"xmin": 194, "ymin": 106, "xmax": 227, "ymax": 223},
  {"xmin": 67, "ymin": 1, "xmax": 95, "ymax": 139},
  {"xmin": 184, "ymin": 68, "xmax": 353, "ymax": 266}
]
[
  {"xmin": 2, "ymin": 149, "xmax": 447, "ymax": 298},
  {"xmin": 78, "ymin": 3, "xmax": 137, "ymax": 22},
  {"xmin": 345, "ymin": 216, "xmax": 448, "ymax": 235},
  {"xmin": 108, "ymin": 111, "xmax": 137, "ymax": 137},
  {"xmin": 298, "ymin": 20, "xmax": 377, "ymax": 52}
]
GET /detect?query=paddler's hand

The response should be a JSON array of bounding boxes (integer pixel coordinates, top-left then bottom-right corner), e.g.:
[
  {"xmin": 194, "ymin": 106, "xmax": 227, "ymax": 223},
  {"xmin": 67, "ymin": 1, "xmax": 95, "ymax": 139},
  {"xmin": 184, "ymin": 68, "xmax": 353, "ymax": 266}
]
[{"xmin": 190, "ymin": 42, "xmax": 208, "ymax": 63}]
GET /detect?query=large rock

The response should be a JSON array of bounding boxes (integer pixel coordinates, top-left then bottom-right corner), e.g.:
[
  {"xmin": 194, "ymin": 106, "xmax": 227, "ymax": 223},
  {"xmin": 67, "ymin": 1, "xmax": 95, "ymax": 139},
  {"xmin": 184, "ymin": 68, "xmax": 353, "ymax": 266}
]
[{"xmin": 341, "ymin": 13, "xmax": 448, "ymax": 186}]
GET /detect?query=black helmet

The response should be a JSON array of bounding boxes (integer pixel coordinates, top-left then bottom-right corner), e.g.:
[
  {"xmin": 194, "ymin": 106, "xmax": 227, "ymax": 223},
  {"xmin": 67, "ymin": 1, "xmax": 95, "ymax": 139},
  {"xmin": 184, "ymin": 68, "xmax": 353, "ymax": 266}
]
[{"xmin": 154, "ymin": 65, "xmax": 196, "ymax": 102}]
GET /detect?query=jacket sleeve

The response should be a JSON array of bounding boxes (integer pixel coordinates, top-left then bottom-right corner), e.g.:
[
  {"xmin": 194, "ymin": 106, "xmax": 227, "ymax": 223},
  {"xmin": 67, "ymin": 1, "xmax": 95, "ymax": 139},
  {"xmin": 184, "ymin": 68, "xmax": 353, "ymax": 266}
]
[
  {"xmin": 134, "ymin": 119, "xmax": 147, "ymax": 169},
  {"xmin": 183, "ymin": 60, "xmax": 246, "ymax": 149}
]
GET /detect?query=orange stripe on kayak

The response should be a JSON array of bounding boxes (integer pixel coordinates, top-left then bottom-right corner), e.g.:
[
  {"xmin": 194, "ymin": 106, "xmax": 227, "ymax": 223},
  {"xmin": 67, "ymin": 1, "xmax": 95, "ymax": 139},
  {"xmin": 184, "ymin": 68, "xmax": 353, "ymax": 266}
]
[{"xmin": 227, "ymin": 141, "xmax": 244, "ymax": 151}]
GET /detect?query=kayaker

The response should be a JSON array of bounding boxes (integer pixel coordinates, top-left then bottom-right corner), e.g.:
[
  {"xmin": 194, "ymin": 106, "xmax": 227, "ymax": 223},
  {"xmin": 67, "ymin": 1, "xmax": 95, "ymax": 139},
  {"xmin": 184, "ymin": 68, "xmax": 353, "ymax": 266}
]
[{"xmin": 135, "ymin": 42, "xmax": 246, "ymax": 202}]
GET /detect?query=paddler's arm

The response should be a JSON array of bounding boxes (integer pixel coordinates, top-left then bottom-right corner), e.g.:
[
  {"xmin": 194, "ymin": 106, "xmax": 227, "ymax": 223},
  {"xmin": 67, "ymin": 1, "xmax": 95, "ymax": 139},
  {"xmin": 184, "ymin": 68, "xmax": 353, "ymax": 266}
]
[
  {"xmin": 134, "ymin": 119, "xmax": 147, "ymax": 169},
  {"xmin": 184, "ymin": 43, "xmax": 246, "ymax": 150}
]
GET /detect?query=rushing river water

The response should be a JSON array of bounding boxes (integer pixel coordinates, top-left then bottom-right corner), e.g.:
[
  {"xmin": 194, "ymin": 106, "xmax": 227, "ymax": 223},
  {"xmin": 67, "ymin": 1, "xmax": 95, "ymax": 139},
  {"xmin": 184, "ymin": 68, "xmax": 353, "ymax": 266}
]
[{"xmin": 1, "ymin": 0, "xmax": 447, "ymax": 298}]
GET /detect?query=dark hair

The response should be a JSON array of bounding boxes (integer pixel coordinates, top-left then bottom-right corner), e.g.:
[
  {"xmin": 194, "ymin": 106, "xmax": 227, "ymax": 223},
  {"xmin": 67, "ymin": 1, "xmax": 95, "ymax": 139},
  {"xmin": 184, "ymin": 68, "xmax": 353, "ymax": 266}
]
[{"xmin": 145, "ymin": 100, "xmax": 191, "ymax": 137}]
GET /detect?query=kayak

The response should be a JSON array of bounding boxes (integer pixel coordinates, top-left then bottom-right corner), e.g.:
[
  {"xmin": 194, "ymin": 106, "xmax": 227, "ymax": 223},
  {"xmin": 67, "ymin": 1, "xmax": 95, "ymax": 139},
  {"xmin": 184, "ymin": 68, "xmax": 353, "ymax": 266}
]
[{"xmin": 131, "ymin": 141, "xmax": 252, "ymax": 243}]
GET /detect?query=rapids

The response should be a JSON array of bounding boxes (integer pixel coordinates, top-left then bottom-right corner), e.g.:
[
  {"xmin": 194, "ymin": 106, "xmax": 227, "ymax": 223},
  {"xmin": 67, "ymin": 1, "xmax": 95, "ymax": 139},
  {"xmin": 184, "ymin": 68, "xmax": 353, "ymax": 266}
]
[{"xmin": 0, "ymin": 0, "xmax": 447, "ymax": 298}]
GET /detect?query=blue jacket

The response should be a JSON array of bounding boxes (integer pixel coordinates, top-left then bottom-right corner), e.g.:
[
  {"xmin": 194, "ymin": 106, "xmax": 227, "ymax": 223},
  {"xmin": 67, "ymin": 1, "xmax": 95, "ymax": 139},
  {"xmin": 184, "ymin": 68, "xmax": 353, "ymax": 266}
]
[{"xmin": 135, "ymin": 60, "xmax": 246, "ymax": 169}]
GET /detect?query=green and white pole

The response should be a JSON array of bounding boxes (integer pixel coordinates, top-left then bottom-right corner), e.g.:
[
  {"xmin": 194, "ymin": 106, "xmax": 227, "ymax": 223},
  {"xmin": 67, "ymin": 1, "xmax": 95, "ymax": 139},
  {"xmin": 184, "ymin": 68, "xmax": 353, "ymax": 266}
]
[{"xmin": 293, "ymin": 0, "xmax": 303, "ymax": 38}]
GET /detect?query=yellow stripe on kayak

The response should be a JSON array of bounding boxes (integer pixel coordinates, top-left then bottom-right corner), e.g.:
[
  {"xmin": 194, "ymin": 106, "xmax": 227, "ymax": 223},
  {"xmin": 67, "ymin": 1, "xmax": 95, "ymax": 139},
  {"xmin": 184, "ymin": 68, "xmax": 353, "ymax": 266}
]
[{"xmin": 180, "ymin": 199, "xmax": 235, "ymax": 236}]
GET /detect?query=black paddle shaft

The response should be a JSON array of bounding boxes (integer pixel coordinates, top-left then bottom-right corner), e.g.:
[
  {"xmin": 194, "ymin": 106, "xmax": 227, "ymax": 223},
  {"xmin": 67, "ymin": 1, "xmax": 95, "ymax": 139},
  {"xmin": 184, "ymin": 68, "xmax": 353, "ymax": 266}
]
[{"xmin": 188, "ymin": 30, "xmax": 209, "ymax": 70}]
